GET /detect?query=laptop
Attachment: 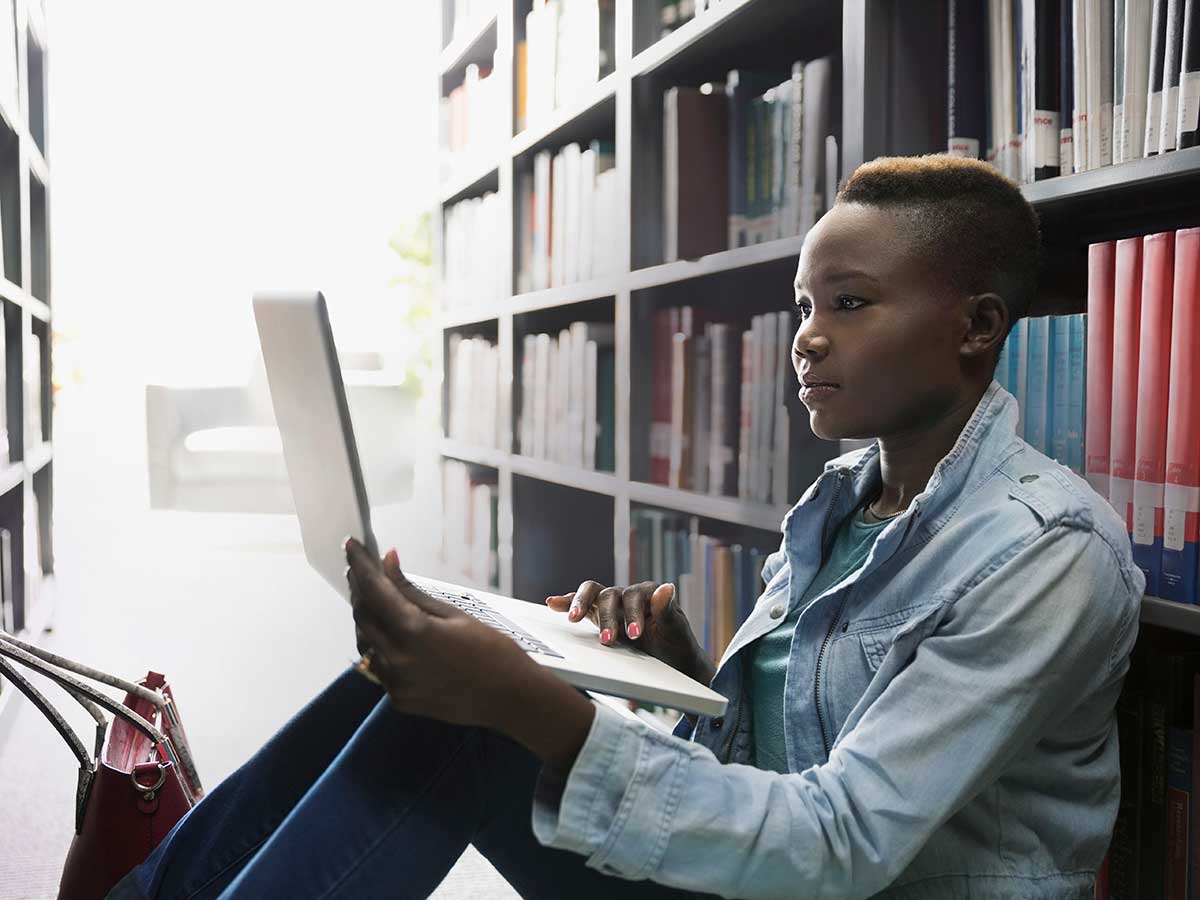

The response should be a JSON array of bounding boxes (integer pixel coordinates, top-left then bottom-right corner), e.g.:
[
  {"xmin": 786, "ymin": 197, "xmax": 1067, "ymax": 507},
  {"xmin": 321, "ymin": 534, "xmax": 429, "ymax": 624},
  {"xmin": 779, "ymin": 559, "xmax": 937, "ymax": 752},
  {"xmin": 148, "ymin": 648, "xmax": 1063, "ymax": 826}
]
[{"xmin": 252, "ymin": 291, "xmax": 728, "ymax": 718}]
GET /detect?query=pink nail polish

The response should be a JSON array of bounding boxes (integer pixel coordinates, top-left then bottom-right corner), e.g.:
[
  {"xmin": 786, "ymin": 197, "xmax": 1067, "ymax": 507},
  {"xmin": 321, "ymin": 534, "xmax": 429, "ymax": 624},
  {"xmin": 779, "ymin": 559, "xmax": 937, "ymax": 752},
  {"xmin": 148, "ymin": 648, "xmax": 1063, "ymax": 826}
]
[
  {"xmin": 600, "ymin": 628, "xmax": 612, "ymax": 644},
  {"xmin": 627, "ymin": 622, "xmax": 641, "ymax": 640}
]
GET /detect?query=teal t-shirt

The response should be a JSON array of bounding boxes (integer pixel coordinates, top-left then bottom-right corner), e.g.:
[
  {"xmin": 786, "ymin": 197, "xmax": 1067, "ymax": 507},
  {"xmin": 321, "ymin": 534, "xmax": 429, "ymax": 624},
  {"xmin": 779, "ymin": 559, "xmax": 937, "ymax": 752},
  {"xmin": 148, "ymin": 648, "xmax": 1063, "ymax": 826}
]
[{"xmin": 747, "ymin": 504, "xmax": 890, "ymax": 773}]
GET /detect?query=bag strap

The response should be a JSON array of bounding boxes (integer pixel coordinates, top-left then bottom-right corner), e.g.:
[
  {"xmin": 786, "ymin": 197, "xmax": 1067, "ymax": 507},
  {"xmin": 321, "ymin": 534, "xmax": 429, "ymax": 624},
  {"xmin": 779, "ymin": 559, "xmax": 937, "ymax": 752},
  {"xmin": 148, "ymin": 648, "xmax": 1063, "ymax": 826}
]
[
  {"xmin": 0, "ymin": 640, "xmax": 169, "ymax": 747},
  {"xmin": 0, "ymin": 630, "xmax": 164, "ymax": 708},
  {"xmin": 0, "ymin": 657, "xmax": 98, "ymax": 834}
]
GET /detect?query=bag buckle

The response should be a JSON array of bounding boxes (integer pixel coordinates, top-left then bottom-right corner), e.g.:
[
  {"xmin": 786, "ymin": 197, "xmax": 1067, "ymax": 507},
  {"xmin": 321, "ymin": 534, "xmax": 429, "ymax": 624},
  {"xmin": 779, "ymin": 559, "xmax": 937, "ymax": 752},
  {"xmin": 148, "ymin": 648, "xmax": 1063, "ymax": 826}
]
[{"xmin": 132, "ymin": 762, "xmax": 168, "ymax": 802}]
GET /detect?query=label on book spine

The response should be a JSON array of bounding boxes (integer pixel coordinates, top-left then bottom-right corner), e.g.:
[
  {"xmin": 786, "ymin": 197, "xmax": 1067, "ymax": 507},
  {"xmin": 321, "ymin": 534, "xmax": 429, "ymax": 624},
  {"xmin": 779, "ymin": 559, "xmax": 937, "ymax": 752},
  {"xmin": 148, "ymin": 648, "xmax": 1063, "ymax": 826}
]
[
  {"xmin": 947, "ymin": 137, "xmax": 980, "ymax": 159},
  {"xmin": 1146, "ymin": 94, "xmax": 1163, "ymax": 153},
  {"xmin": 1034, "ymin": 111, "xmax": 1060, "ymax": 167},
  {"xmin": 1161, "ymin": 85, "xmax": 1180, "ymax": 151},
  {"xmin": 1165, "ymin": 507, "xmax": 1187, "ymax": 552},
  {"xmin": 1181, "ymin": 72, "xmax": 1200, "ymax": 132},
  {"xmin": 1113, "ymin": 105, "xmax": 1125, "ymax": 165},
  {"xmin": 1060, "ymin": 128, "xmax": 1074, "ymax": 174},
  {"xmin": 1099, "ymin": 104, "xmax": 1113, "ymax": 166}
]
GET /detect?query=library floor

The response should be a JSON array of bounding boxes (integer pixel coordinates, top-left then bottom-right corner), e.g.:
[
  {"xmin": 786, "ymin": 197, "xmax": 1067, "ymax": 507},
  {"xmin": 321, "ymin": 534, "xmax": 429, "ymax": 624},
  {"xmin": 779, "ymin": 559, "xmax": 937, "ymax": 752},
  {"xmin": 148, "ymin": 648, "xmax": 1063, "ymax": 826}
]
[{"xmin": 0, "ymin": 385, "xmax": 519, "ymax": 900}]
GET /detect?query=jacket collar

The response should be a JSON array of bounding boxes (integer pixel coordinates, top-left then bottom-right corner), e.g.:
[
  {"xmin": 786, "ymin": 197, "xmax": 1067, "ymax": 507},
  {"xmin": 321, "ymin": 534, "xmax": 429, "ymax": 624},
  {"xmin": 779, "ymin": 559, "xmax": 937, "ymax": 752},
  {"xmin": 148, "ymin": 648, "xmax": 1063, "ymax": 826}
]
[{"xmin": 785, "ymin": 380, "xmax": 1021, "ymax": 540}]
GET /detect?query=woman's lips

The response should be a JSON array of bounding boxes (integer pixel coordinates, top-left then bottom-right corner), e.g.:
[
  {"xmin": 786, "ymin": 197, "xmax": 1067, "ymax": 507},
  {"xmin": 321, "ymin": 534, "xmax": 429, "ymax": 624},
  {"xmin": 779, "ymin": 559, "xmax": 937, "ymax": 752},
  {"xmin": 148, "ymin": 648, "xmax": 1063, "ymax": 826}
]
[{"xmin": 799, "ymin": 382, "xmax": 839, "ymax": 404}]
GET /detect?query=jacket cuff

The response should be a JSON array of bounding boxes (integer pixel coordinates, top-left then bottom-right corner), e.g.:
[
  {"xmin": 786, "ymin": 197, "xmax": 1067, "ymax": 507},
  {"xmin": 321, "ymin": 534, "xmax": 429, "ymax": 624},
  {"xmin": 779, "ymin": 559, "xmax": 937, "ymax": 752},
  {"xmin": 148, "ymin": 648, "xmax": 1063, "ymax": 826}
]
[{"xmin": 531, "ymin": 702, "xmax": 692, "ymax": 878}]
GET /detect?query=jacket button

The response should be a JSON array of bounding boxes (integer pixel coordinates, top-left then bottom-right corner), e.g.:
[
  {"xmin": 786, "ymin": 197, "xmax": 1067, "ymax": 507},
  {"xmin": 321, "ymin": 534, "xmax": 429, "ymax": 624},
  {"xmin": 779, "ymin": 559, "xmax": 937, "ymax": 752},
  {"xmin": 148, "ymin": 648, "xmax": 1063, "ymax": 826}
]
[
  {"xmin": 1020, "ymin": 474, "xmax": 1039, "ymax": 483},
  {"xmin": 769, "ymin": 604, "xmax": 785, "ymax": 619},
  {"xmin": 841, "ymin": 621, "xmax": 848, "ymax": 632},
  {"xmin": 711, "ymin": 717, "xmax": 724, "ymax": 730}
]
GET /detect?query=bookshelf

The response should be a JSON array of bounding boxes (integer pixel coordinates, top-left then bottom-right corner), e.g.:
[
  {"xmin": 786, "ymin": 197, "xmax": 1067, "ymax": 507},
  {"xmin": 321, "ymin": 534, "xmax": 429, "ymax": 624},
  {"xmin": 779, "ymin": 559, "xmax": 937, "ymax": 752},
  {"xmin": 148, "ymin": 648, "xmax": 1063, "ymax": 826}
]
[
  {"xmin": 433, "ymin": 0, "xmax": 1200, "ymax": 637},
  {"xmin": 0, "ymin": 0, "xmax": 54, "ymax": 730}
]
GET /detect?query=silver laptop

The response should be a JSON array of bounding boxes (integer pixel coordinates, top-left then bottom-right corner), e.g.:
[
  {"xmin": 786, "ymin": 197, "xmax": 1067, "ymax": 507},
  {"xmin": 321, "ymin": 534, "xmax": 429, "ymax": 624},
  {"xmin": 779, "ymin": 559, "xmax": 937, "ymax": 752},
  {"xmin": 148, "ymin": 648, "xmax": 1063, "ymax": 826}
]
[{"xmin": 253, "ymin": 291, "xmax": 727, "ymax": 717}]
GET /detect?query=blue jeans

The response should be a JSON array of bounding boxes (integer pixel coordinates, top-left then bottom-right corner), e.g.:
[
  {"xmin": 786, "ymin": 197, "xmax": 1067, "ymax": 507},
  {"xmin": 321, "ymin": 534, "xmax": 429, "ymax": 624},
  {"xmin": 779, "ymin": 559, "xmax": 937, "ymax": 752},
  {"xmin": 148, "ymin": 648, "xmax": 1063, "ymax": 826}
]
[{"xmin": 107, "ymin": 669, "xmax": 710, "ymax": 899}]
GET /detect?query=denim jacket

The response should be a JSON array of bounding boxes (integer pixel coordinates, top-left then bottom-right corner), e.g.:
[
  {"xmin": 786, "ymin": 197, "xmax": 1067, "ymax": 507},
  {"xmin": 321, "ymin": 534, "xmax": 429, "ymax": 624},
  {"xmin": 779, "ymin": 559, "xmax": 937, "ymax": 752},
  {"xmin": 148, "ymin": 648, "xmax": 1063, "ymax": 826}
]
[{"xmin": 532, "ymin": 381, "xmax": 1144, "ymax": 899}]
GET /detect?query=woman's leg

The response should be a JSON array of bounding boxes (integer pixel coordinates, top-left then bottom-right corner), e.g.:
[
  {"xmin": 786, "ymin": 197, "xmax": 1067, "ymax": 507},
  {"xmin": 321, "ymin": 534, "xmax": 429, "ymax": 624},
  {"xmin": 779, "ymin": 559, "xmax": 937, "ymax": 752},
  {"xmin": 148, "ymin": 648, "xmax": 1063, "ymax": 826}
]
[{"xmin": 108, "ymin": 668, "xmax": 386, "ymax": 900}]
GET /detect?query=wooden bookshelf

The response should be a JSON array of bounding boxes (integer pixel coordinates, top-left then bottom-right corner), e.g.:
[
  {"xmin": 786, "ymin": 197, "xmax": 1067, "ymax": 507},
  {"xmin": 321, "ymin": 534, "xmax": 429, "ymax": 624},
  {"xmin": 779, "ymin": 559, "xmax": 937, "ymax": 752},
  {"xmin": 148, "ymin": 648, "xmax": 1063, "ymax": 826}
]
[
  {"xmin": 0, "ymin": 0, "xmax": 56, "ymax": 726},
  {"xmin": 434, "ymin": 0, "xmax": 1200, "ymax": 633}
]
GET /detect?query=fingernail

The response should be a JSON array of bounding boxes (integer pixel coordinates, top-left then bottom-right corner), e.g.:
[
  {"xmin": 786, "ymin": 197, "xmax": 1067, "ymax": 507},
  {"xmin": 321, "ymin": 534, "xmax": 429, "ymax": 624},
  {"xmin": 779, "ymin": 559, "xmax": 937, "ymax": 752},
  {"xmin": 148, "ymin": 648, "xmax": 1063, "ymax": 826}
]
[
  {"xmin": 568, "ymin": 599, "xmax": 581, "ymax": 620},
  {"xmin": 666, "ymin": 583, "xmax": 676, "ymax": 600},
  {"xmin": 627, "ymin": 622, "xmax": 641, "ymax": 640},
  {"xmin": 342, "ymin": 565, "xmax": 351, "ymax": 580},
  {"xmin": 600, "ymin": 628, "xmax": 612, "ymax": 644},
  {"xmin": 385, "ymin": 548, "xmax": 398, "ymax": 568},
  {"xmin": 343, "ymin": 535, "xmax": 354, "ymax": 552}
]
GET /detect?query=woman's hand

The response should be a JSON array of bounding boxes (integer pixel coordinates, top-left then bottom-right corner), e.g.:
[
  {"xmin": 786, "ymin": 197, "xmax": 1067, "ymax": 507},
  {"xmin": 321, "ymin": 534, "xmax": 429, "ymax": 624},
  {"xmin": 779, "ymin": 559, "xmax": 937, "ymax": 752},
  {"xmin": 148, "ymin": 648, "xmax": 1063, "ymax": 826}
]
[
  {"xmin": 545, "ymin": 580, "xmax": 716, "ymax": 687},
  {"xmin": 346, "ymin": 539, "xmax": 594, "ymax": 771}
]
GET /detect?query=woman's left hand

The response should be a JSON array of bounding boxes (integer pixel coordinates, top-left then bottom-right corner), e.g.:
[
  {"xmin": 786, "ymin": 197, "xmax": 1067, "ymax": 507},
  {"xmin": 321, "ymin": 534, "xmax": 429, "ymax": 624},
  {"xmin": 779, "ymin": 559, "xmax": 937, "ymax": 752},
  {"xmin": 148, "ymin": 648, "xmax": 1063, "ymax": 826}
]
[{"xmin": 346, "ymin": 538, "xmax": 539, "ymax": 730}]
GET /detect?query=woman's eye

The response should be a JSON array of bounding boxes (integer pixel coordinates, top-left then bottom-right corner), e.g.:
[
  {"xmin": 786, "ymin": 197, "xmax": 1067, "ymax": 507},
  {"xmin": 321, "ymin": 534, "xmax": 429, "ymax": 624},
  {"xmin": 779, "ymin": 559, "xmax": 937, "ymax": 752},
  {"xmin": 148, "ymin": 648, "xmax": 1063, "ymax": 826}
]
[
  {"xmin": 793, "ymin": 303, "xmax": 811, "ymax": 321},
  {"xmin": 838, "ymin": 295, "xmax": 865, "ymax": 310}
]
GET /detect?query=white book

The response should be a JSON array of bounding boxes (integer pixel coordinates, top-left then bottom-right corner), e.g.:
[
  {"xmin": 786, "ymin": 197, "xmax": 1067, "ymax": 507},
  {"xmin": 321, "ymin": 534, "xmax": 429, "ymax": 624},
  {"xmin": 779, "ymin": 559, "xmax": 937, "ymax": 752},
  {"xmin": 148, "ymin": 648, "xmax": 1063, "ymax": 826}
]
[
  {"xmin": 1123, "ymin": 0, "xmax": 1153, "ymax": 160},
  {"xmin": 1159, "ymin": 0, "xmax": 1185, "ymax": 151},
  {"xmin": 1099, "ymin": 0, "xmax": 1116, "ymax": 166},
  {"xmin": 534, "ymin": 333, "xmax": 551, "ymax": 458},
  {"xmin": 798, "ymin": 57, "xmax": 833, "ymax": 235},
  {"xmin": 520, "ymin": 335, "xmax": 536, "ymax": 453},
  {"xmin": 1145, "ymin": 0, "xmax": 1167, "ymax": 154},
  {"xmin": 584, "ymin": 339, "xmax": 598, "ymax": 470},
  {"xmin": 1074, "ymin": 0, "xmax": 1091, "ymax": 171},
  {"xmin": 988, "ymin": 0, "xmax": 1006, "ymax": 166},
  {"xmin": 567, "ymin": 323, "xmax": 585, "ymax": 466},
  {"xmin": 556, "ymin": 329, "xmax": 572, "ymax": 462},
  {"xmin": 533, "ymin": 150, "xmax": 553, "ymax": 290},
  {"xmin": 1086, "ymin": 0, "xmax": 1105, "ymax": 170},
  {"xmin": 562, "ymin": 143, "xmax": 583, "ymax": 284},
  {"xmin": 825, "ymin": 135, "xmax": 838, "ymax": 206},
  {"xmin": 1115, "ymin": 0, "xmax": 1127, "ymax": 163},
  {"xmin": 663, "ymin": 87, "xmax": 680, "ymax": 263},
  {"xmin": 551, "ymin": 151, "xmax": 567, "ymax": 287},
  {"xmin": 999, "ymin": 0, "xmax": 1019, "ymax": 180},
  {"xmin": 692, "ymin": 334, "xmax": 711, "ymax": 494},
  {"xmin": 578, "ymin": 147, "xmax": 597, "ymax": 281}
]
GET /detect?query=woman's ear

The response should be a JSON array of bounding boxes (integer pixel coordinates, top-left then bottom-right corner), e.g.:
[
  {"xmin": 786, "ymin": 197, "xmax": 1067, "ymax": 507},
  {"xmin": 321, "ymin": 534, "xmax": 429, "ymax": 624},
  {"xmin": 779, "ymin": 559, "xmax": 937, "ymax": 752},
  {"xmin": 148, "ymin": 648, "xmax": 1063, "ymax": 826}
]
[{"xmin": 961, "ymin": 293, "xmax": 1009, "ymax": 361}]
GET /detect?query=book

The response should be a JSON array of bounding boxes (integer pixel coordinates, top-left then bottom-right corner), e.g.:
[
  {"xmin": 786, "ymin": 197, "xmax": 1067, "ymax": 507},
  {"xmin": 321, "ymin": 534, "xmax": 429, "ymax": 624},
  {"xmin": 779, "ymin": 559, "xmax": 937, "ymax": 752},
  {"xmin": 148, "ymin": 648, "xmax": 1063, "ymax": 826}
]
[
  {"xmin": 738, "ymin": 328, "xmax": 753, "ymax": 498},
  {"xmin": 798, "ymin": 56, "xmax": 834, "ymax": 235},
  {"xmin": 1087, "ymin": 241, "xmax": 1117, "ymax": 498},
  {"xmin": 1084, "ymin": 0, "xmax": 1105, "ymax": 170},
  {"xmin": 772, "ymin": 310, "xmax": 792, "ymax": 507},
  {"xmin": 1166, "ymin": 726, "xmax": 1192, "ymax": 899},
  {"xmin": 596, "ymin": 344, "xmax": 616, "ymax": 472},
  {"xmin": 725, "ymin": 70, "xmax": 778, "ymax": 249},
  {"xmin": 1099, "ymin": 0, "xmax": 1116, "ymax": 166},
  {"xmin": 1111, "ymin": 237, "xmax": 1145, "ymax": 531},
  {"xmin": 707, "ymin": 323, "xmax": 740, "ymax": 496},
  {"xmin": 1073, "ymin": 0, "xmax": 1091, "ymax": 171},
  {"xmin": 1161, "ymin": 0, "xmax": 1187, "ymax": 151},
  {"xmin": 950, "ymin": 0, "xmax": 989, "ymax": 158},
  {"xmin": 692, "ymin": 333, "xmax": 712, "ymax": 493},
  {"xmin": 1031, "ymin": 0, "xmax": 1063, "ymax": 179},
  {"xmin": 1025, "ymin": 315, "xmax": 1052, "ymax": 454},
  {"xmin": 1179, "ymin": 0, "xmax": 1200, "ymax": 148},
  {"xmin": 1067, "ymin": 313, "xmax": 1087, "ymax": 474},
  {"xmin": 1116, "ymin": 0, "xmax": 1128, "ymax": 162},
  {"xmin": 663, "ymin": 86, "xmax": 730, "ymax": 262},
  {"xmin": 1162, "ymin": 227, "xmax": 1200, "ymax": 604},
  {"xmin": 1050, "ymin": 315, "xmax": 1071, "ymax": 462},
  {"xmin": 1148, "ymin": 0, "xmax": 1171, "ymax": 154},
  {"xmin": 1012, "ymin": 317, "xmax": 1031, "ymax": 437},
  {"xmin": 1123, "ymin": 0, "xmax": 1154, "ymax": 161},
  {"xmin": 1132, "ymin": 230, "xmax": 1175, "ymax": 596},
  {"xmin": 1061, "ymin": 0, "xmax": 1076, "ymax": 170},
  {"xmin": 1109, "ymin": 657, "xmax": 1145, "ymax": 897},
  {"xmin": 0, "ymin": 528, "xmax": 11, "ymax": 634},
  {"xmin": 669, "ymin": 332, "xmax": 695, "ymax": 490}
]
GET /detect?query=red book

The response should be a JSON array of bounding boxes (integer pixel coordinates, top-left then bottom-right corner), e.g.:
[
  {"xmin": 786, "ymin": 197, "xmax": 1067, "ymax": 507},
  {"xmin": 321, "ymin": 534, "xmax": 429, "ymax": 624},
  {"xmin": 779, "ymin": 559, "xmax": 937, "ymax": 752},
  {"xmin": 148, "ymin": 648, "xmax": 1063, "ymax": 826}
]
[
  {"xmin": 1133, "ymin": 232, "xmax": 1176, "ymax": 596},
  {"xmin": 1162, "ymin": 228, "xmax": 1200, "ymax": 604},
  {"xmin": 1110, "ymin": 237, "xmax": 1144, "ymax": 532},
  {"xmin": 1086, "ymin": 241, "xmax": 1117, "ymax": 499}
]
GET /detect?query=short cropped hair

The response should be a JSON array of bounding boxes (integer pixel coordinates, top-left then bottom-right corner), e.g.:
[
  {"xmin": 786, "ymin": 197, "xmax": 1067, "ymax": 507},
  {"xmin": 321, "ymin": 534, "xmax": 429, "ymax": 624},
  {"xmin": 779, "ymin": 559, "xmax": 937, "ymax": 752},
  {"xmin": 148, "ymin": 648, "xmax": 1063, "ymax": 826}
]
[{"xmin": 836, "ymin": 155, "xmax": 1041, "ymax": 332}]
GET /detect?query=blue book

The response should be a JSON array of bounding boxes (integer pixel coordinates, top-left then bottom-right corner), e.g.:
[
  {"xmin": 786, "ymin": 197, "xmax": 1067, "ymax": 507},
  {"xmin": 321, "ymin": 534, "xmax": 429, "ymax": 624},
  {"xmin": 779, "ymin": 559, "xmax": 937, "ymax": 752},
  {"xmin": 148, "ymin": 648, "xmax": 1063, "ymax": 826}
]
[
  {"xmin": 1066, "ymin": 313, "xmax": 1087, "ymax": 475},
  {"xmin": 1050, "ymin": 316, "xmax": 1071, "ymax": 464},
  {"xmin": 995, "ymin": 331, "xmax": 1012, "ymax": 395},
  {"xmin": 725, "ymin": 71, "xmax": 777, "ymax": 248},
  {"xmin": 1024, "ymin": 317, "xmax": 1051, "ymax": 454},
  {"xmin": 1010, "ymin": 318, "xmax": 1029, "ymax": 436}
]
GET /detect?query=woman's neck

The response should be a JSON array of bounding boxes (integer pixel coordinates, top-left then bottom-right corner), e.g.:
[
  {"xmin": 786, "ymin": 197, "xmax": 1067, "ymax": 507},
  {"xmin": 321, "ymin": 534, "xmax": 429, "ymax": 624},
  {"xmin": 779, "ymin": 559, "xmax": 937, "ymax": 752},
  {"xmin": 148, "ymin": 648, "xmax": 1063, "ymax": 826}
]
[{"xmin": 871, "ymin": 388, "xmax": 984, "ymax": 518}]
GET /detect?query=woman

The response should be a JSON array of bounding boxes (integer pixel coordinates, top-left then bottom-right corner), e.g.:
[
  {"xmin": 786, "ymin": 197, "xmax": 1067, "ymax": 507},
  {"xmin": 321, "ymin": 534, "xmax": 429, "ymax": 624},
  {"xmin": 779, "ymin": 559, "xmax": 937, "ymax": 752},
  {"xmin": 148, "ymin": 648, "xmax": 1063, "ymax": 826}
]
[{"xmin": 110, "ymin": 155, "xmax": 1142, "ymax": 900}]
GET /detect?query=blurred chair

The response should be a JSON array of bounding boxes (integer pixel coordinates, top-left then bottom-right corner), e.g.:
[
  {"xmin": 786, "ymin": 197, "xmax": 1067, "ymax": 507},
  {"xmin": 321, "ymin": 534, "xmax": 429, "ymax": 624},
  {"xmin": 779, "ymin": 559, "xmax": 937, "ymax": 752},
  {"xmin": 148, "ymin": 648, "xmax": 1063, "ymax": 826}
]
[{"xmin": 146, "ymin": 352, "xmax": 418, "ymax": 513}]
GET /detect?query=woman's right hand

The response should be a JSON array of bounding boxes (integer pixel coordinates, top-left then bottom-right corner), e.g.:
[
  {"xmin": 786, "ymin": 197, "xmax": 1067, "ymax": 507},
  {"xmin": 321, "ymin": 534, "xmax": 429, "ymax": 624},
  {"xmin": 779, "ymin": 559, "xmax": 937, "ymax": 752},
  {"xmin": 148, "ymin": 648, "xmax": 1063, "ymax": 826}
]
[{"xmin": 546, "ymin": 581, "xmax": 716, "ymax": 687}]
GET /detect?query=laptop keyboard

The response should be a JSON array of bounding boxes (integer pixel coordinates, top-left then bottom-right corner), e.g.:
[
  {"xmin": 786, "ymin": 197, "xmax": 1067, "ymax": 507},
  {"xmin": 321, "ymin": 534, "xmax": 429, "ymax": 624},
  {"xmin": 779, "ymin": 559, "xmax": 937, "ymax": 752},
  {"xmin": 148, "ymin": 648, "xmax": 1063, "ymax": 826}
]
[{"xmin": 414, "ymin": 582, "xmax": 565, "ymax": 660}]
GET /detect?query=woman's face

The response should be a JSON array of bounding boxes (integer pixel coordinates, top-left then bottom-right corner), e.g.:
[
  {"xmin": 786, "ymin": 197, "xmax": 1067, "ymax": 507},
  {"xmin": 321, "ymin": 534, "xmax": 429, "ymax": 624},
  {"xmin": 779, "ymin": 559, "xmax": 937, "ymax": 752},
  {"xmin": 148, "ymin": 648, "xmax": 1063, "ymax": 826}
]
[{"xmin": 791, "ymin": 202, "xmax": 973, "ymax": 442}]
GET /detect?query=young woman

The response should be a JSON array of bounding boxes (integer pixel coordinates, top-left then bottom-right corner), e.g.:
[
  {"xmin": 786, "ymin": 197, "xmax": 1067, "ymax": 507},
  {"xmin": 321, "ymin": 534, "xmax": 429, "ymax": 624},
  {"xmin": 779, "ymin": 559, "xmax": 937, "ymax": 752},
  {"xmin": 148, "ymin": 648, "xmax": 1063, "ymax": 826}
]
[{"xmin": 110, "ymin": 155, "xmax": 1143, "ymax": 900}]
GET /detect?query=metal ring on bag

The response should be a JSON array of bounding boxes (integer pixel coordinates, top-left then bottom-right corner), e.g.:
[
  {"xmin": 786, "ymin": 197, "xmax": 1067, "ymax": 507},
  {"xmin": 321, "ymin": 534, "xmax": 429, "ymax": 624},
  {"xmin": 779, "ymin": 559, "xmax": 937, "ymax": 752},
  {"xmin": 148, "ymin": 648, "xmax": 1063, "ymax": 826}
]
[{"xmin": 132, "ymin": 763, "xmax": 168, "ymax": 799}]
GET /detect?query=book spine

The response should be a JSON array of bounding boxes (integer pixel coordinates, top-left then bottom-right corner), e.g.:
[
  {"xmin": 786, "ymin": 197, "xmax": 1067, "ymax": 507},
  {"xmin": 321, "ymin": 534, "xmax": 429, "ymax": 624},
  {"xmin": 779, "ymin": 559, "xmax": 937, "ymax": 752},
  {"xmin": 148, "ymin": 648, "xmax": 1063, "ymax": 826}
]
[
  {"xmin": 1061, "ymin": 0, "xmax": 1077, "ymax": 170},
  {"xmin": 1067, "ymin": 313, "xmax": 1088, "ymax": 474},
  {"xmin": 1075, "ymin": 0, "xmax": 1092, "ymax": 170},
  {"xmin": 1110, "ymin": 677, "xmax": 1145, "ymax": 897},
  {"xmin": 1179, "ymin": 0, "xmax": 1200, "ymax": 147},
  {"xmin": 1087, "ymin": 241, "xmax": 1118, "ymax": 497},
  {"xmin": 1132, "ymin": 230, "xmax": 1175, "ymax": 596},
  {"xmin": 1148, "ymin": 0, "xmax": 1171, "ymax": 154},
  {"xmin": 1087, "ymin": 0, "xmax": 1106, "ymax": 169},
  {"xmin": 738, "ymin": 329, "xmax": 753, "ymax": 498},
  {"xmin": 1101, "ymin": 0, "xmax": 1117, "ymax": 165},
  {"xmin": 1162, "ymin": 0, "xmax": 1187, "ymax": 150},
  {"xmin": 997, "ymin": 330, "xmax": 1012, "ymax": 394},
  {"xmin": 1111, "ymin": 236, "xmax": 1145, "ymax": 530},
  {"xmin": 1034, "ymin": 0, "xmax": 1064, "ymax": 178},
  {"xmin": 1192, "ymin": 672, "xmax": 1200, "ymax": 899},
  {"xmin": 1013, "ymin": 318, "xmax": 1031, "ymax": 437},
  {"xmin": 650, "ymin": 310, "xmax": 674, "ymax": 484},
  {"xmin": 1167, "ymin": 725, "xmax": 1193, "ymax": 900},
  {"xmin": 1163, "ymin": 227, "xmax": 1200, "ymax": 604},
  {"xmin": 1050, "ymin": 316, "xmax": 1071, "ymax": 462},
  {"xmin": 1025, "ymin": 316, "xmax": 1052, "ymax": 454},
  {"xmin": 1140, "ymin": 655, "xmax": 1170, "ymax": 898},
  {"xmin": 1117, "ymin": 0, "xmax": 1128, "ymax": 162}
]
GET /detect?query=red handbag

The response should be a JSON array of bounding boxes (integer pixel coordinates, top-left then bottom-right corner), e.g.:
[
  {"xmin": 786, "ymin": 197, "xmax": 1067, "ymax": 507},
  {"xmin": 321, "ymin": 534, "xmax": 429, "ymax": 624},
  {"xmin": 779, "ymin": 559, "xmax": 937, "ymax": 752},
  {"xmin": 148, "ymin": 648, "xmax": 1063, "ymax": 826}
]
[{"xmin": 0, "ymin": 633, "xmax": 203, "ymax": 900}]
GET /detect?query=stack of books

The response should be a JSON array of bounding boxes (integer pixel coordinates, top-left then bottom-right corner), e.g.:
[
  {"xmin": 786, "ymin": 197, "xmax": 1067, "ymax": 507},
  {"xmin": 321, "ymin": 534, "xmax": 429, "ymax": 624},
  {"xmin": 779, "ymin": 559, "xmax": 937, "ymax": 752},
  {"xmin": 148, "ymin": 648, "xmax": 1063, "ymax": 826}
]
[
  {"xmin": 443, "ymin": 191, "xmax": 505, "ymax": 313},
  {"xmin": 649, "ymin": 306, "xmax": 792, "ymax": 507},
  {"xmin": 518, "ymin": 0, "xmax": 615, "ymax": 133},
  {"xmin": 1085, "ymin": 228, "xmax": 1200, "ymax": 604},
  {"xmin": 517, "ymin": 321, "xmax": 615, "ymax": 471},
  {"xmin": 994, "ymin": 313, "xmax": 1088, "ymax": 472},
  {"xmin": 447, "ymin": 334, "xmax": 504, "ymax": 450},
  {"xmin": 662, "ymin": 58, "xmax": 835, "ymax": 261},
  {"xmin": 516, "ymin": 140, "xmax": 621, "ymax": 292},
  {"xmin": 445, "ymin": 0, "xmax": 497, "ymax": 44},
  {"xmin": 629, "ymin": 508, "xmax": 770, "ymax": 661},
  {"xmin": 441, "ymin": 459, "xmax": 499, "ymax": 589},
  {"xmin": 1099, "ymin": 640, "xmax": 1200, "ymax": 900},
  {"xmin": 947, "ymin": 0, "xmax": 1200, "ymax": 183},
  {"xmin": 440, "ymin": 54, "xmax": 504, "ymax": 180}
]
